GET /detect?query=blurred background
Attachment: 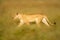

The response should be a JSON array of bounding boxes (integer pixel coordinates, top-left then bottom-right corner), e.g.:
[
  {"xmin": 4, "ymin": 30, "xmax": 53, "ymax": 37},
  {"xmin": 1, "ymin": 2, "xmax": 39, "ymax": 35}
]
[{"xmin": 0, "ymin": 0, "xmax": 60, "ymax": 40}]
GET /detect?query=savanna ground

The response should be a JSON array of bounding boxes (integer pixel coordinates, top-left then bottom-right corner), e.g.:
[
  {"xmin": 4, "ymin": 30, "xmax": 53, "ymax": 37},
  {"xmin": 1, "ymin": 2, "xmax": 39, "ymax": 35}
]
[{"xmin": 0, "ymin": 0, "xmax": 60, "ymax": 40}]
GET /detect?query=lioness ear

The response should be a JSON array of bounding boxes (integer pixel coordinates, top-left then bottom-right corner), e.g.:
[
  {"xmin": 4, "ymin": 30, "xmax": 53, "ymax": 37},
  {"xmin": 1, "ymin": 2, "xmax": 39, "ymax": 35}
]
[
  {"xmin": 54, "ymin": 21, "xmax": 56, "ymax": 25},
  {"xmin": 16, "ymin": 13, "xmax": 18, "ymax": 15}
]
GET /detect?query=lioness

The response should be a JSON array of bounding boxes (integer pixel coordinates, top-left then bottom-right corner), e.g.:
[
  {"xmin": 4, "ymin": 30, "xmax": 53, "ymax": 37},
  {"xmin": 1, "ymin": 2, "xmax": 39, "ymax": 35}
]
[{"xmin": 13, "ymin": 13, "xmax": 54, "ymax": 27}]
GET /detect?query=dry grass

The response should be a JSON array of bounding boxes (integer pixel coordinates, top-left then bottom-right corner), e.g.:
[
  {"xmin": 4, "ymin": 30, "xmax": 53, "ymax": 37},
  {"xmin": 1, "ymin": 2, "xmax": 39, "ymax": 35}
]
[{"xmin": 0, "ymin": 0, "xmax": 60, "ymax": 40}]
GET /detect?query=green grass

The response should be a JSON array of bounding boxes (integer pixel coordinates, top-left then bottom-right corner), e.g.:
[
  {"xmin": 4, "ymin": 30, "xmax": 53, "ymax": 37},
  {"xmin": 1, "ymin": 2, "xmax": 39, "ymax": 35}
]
[{"xmin": 0, "ymin": 0, "xmax": 60, "ymax": 40}]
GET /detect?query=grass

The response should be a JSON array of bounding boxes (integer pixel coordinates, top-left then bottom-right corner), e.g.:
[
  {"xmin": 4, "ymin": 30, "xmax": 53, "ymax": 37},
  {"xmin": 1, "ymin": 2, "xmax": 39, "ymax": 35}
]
[{"xmin": 0, "ymin": 0, "xmax": 60, "ymax": 40}]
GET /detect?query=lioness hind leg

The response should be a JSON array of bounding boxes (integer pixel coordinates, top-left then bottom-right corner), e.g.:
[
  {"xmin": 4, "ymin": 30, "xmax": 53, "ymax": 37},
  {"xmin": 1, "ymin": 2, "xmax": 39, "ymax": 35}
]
[
  {"xmin": 35, "ymin": 18, "xmax": 41, "ymax": 27},
  {"xmin": 42, "ymin": 18, "xmax": 49, "ymax": 27}
]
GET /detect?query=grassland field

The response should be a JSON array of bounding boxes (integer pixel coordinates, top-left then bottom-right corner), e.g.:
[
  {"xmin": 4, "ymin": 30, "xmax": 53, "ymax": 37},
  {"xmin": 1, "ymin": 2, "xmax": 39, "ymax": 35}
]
[{"xmin": 0, "ymin": 0, "xmax": 60, "ymax": 40}]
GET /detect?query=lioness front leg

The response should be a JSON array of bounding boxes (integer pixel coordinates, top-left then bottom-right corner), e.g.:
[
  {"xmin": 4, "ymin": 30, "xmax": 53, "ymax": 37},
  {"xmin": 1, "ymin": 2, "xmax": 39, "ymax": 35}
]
[
  {"xmin": 18, "ymin": 20, "xmax": 24, "ymax": 27},
  {"xmin": 24, "ymin": 19, "xmax": 30, "ymax": 26},
  {"xmin": 25, "ymin": 22, "xmax": 30, "ymax": 26},
  {"xmin": 18, "ymin": 22, "xmax": 24, "ymax": 27}
]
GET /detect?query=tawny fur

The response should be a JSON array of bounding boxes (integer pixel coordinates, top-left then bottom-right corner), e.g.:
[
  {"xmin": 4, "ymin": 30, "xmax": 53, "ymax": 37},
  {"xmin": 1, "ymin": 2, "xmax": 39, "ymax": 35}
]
[{"xmin": 14, "ymin": 13, "xmax": 53, "ymax": 27}]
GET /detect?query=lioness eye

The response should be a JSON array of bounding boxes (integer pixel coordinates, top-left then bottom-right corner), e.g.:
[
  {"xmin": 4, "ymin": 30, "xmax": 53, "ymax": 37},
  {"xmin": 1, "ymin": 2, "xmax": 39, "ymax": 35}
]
[{"xmin": 16, "ymin": 13, "xmax": 18, "ymax": 15}]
